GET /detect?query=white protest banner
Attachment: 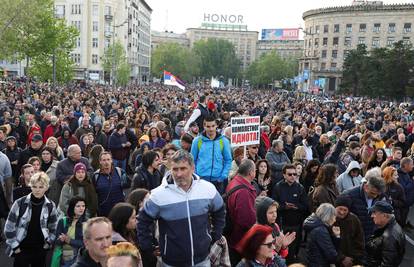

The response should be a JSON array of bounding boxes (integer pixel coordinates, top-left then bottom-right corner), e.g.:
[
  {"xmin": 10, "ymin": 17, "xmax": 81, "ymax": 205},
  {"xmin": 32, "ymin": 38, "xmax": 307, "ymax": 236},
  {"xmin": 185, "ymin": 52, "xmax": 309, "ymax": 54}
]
[{"xmin": 231, "ymin": 116, "xmax": 260, "ymax": 147}]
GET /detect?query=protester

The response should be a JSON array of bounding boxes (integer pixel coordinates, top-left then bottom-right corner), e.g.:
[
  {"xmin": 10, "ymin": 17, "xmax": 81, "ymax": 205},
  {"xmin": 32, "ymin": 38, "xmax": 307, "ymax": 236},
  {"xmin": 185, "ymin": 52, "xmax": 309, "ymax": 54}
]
[
  {"xmin": 342, "ymin": 167, "xmax": 385, "ymax": 240},
  {"xmin": 106, "ymin": 242, "xmax": 143, "ymax": 267},
  {"xmin": 272, "ymin": 164, "xmax": 307, "ymax": 263},
  {"xmin": 253, "ymin": 159, "xmax": 271, "ymax": 196},
  {"xmin": 59, "ymin": 162, "xmax": 98, "ymax": 218},
  {"xmin": 12, "ymin": 164, "xmax": 33, "ymax": 202},
  {"xmin": 235, "ymin": 224, "xmax": 287, "ymax": 267},
  {"xmin": 312, "ymin": 163, "xmax": 339, "ymax": 210},
  {"xmin": 108, "ymin": 123, "xmax": 131, "ymax": 171},
  {"xmin": 266, "ymin": 140, "xmax": 291, "ymax": 186},
  {"xmin": 382, "ymin": 166, "xmax": 406, "ymax": 226},
  {"xmin": 108, "ymin": 203, "xmax": 137, "ymax": 246},
  {"xmin": 255, "ymin": 196, "xmax": 296, "ymax": 259},
  {"xmin": 366, "ymin": 201, "xmax": 406, "ymax": 267},
  {"xmin": 226, "ymin": 159, "xmax": 257, "ymax": 265},
  {"xmin": 54, "ymin": 196, "xmax": 87, "ymax": 267},
  {"xmin": 93, "ymin": 152, "xmax": 127, "ymax": 217},
  {"xmin": 56, "ymin": 144, "xmax": 93, "ymax": 184},
  {"xmin": 333, "ymin": 195, "xmax": 365, "ymax": 266},
  {"xmin": 71, "ymin": 217, "xmax": 112, "ymax": 267},
  {"xmin": 132, "ymin": 150, "xmax": 162, "ymax": 191},
  {"xmin": 397, "ymin": 157, "xmax": 414, "ymax": 227},
  {"xmin": 137, "ymin": 150, "xmax": 225, "ymax": 267},
  {"xmin": 191, "ymin": 115, "xmax": 232, "ymax": 194},
  {"xmin": 336, "ymin": 160, "xmax": 363, "ymax": 193},
  {"xmin": 303, "ymin": 203, "xmax": 341, "ymax": 267},
  {"xmin": 4, "ymin": 172, "xmax": 58, "ymax": 265}
]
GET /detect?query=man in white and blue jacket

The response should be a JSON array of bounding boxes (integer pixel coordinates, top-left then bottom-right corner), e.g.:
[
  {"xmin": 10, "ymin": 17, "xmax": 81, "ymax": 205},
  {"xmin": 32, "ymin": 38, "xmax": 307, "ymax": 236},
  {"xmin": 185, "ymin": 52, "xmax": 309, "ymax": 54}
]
[
  {"xmin": 191, "ymin": 116, "xmax": 232, "ymax": 194},
  {"xmin": 137, "ymin": 150, "xmax": 225, "ymax": 267}
]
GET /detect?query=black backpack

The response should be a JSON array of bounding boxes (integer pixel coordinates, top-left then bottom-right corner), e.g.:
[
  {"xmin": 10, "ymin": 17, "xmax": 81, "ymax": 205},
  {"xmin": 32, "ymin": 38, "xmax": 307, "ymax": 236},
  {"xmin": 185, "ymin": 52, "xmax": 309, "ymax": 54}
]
[{"xmin": 222, "ymin": 184, "xmax": 248, "ymax": 237}]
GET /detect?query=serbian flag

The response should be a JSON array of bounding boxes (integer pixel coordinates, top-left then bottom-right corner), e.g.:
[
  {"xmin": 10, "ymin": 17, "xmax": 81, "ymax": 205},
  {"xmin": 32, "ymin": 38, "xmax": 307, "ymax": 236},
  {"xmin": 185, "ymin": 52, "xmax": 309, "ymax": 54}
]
[{"xmin": 163, "ymin": 70, "xmax": 185, "ymax": 90}]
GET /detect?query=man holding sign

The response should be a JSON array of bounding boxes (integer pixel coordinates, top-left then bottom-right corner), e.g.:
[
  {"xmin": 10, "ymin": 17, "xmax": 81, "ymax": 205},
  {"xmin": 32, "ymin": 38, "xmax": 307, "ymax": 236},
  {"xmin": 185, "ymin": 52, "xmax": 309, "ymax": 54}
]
[{"xmin": 191, "ymin": 116, "xmax": 232, "ymax": 194}]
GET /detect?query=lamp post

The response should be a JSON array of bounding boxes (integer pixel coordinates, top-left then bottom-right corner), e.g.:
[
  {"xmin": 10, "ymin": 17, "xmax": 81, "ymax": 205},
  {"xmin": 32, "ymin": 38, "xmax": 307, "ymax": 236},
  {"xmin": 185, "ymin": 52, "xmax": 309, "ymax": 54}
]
[{"xmin": 110, "ymin": 17, "xmax": 129, "ymax": 87}]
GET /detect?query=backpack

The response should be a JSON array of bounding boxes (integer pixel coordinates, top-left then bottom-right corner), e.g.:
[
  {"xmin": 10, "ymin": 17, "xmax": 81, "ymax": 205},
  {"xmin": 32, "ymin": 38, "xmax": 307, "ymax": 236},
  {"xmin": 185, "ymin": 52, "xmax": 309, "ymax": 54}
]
[
  {"xmin": 92, "ymin": 167, "xmax": 131, "ymax": 189},
  {"xmin": 195, "ymin": 137, "xmax": 224, "ymax": 163},
  {"xmin": 197, "ymin": 138, "xmax": 224, "ymax": 152},
  {"xmin": 221, "ymin": 184, "xmax": 248, "ymax": 237}
]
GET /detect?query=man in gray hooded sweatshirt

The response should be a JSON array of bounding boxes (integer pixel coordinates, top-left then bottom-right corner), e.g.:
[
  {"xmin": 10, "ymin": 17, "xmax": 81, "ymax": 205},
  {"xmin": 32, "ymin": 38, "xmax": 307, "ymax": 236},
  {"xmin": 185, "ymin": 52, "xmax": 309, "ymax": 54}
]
[{"xmin": 336, "ymin": 160, "xmax": 363, "ymax": 193}]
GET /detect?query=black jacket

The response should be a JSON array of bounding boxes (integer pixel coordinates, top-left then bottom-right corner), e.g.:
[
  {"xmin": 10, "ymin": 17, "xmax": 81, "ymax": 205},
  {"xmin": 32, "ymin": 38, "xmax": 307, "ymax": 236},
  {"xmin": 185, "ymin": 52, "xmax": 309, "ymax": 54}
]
[
  {"xmin": 343, "ymin": 184, "xmax": 384, "ymax": 241},
  {"xmin": 272, "ymin": 180, "xmax": 308, "ymax": 227},
  {"xmin": 132, "ymin": 165, "xmax": 162, "ymax": 191},
  {"xmin": 303, "ymin": 214, "xmax": 340, "ymax": 267},
  {"xmin": 366, "ymin": 217, "xmax": 406, "ymax": 267},
  {"xmin": 71, "ymin": 248, "xmax": 102, "ymax": 267}
]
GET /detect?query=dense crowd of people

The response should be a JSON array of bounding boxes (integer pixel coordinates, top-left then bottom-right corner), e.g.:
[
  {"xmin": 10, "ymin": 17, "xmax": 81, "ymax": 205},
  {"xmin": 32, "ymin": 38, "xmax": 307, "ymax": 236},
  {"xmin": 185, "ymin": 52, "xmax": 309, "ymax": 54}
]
[{"xmin": 0, "ymin": 80, "xmax": 412, "ymax": 267}]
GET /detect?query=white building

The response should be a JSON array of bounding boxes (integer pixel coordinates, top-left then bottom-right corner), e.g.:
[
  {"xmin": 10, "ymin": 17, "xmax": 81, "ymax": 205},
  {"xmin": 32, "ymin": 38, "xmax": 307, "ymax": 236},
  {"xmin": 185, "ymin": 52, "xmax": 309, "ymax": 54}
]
[{"xmin": 53, "ymin": 0, "xmax": 151, "ymax": 83}]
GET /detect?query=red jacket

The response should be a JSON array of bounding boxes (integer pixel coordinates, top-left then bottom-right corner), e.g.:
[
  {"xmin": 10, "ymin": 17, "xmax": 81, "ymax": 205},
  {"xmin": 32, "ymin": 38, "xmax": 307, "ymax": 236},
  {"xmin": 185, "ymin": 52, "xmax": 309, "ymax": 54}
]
[{"xmin": 226, "ymin": 175, "xmax": 257, "ymax": 248}]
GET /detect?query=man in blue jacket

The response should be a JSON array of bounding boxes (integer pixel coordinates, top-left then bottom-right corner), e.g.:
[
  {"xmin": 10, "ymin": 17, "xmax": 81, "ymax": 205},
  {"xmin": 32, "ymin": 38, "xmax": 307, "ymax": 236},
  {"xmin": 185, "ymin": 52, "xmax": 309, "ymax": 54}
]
[
  {"xmin": 191, "ymin": 115, "xmax": 232, "ymax": 194},
  {"xmin": 397, "ymin": 157, "xmax": 414, "ymax": 228},
  {"xmin": 342, "ymin": 167, "xmax": 385, "ymax": 241},
  {"xmin": 137, "ymin": 150, "xmax": 225, "ymax": 267}
]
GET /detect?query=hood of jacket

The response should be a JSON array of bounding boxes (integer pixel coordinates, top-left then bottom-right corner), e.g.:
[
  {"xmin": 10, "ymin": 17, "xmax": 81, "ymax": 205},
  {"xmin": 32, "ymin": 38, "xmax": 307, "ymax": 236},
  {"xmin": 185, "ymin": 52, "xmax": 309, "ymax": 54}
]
[
  {"xmin": 256, "ymin": 196, "xmax": 275, "ymax": 225},
  {"xmin": 345, "ymin": 160, "xmax": 361, "ymax": 174},
  {"xmin": 303, "ymin": 214, "xmax": 326, "ymax": 232},
  {"xmin": 94, "ymin": 123, "xmax": 102, "ymax": 134}
]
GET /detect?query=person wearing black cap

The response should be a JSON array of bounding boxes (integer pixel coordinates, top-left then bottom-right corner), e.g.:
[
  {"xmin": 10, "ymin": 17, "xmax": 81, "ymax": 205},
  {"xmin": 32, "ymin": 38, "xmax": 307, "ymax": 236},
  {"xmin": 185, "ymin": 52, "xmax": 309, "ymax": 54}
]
[
  {"xmin": 17, "ymin": 134, "xmax": 44, "ymax": 177},
  {"xmin": 366, "ymin": 200, "xmax": 406, "ymax": 267},
  {"xmin": 333, "ymin": 195, "xmax": 365, "ymax": 267}
]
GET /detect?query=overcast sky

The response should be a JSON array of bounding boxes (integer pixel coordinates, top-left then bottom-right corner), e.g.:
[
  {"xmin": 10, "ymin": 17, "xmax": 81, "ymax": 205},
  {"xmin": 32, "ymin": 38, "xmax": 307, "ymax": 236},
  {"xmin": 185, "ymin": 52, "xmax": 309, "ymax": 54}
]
[{"xmin": 146, "ymin": 0, "xmax": 413, "ymax": 35}]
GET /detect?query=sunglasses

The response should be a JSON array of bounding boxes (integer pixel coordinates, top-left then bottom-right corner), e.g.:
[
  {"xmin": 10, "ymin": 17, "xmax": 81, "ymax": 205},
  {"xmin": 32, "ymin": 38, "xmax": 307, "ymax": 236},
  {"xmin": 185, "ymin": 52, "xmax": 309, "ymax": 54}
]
[
  {"xmin": 286, "ymin": 173, "xmax": 297, "ymax": 177},
  {"xmin": 262, "ymin": 239, "xmax": 276, "ymax": 249},
  {"xmin": 250, "ymin": 147, "xmax": 258, "ymax": 149}
]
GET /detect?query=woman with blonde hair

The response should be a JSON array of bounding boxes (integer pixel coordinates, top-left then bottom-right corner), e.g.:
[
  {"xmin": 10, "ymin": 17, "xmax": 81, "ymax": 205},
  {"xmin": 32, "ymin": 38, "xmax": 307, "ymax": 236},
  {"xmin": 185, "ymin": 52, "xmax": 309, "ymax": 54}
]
[
  {"xmin": 4, "ymin": 172, "xmax": 58, "ymax": 265},
  {"xmin": 382, "ymin": 166, "xmax": 405, "ymax": 225},
  {"xmin": 46, "ymin": 136, "xmax": 64, "ymax": 160},
  {"xmin": 293, "ymin": 146, "xmax": 307, "ymax": 166}
]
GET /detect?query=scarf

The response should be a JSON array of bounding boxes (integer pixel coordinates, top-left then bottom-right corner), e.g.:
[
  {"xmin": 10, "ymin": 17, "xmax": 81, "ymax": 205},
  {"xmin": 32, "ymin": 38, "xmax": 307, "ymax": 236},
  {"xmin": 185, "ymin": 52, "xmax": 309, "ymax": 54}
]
[{"xmin": 71, "ymin": 178, "xmax": 98, "ymax": 217}]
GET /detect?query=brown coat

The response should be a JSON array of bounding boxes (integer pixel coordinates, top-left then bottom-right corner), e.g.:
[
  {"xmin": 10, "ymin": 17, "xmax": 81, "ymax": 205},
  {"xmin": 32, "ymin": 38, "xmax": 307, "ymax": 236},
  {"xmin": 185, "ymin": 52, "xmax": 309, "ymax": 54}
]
[
  {"xmin": 312, "ymin": 184, "xmax": 339, "ymax": 211},
  {"xmin": 334, "ymin": 212, "xmax": 365, "ymax": 264}
]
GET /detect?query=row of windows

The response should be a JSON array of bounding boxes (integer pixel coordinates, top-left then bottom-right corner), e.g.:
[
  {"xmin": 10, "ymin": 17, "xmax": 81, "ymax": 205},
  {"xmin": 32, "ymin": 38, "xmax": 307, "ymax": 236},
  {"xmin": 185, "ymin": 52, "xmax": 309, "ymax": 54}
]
[
  {"xmin": 307, "ymin": 36, "xmax": 411, "ymax": 48},
  {"xmin": 70, "ymin": 54, "xmax": 99, "ymax": 65},
  {"xmin": 308, "ymin": 22, "xmax": 412, "ymax": 35}
]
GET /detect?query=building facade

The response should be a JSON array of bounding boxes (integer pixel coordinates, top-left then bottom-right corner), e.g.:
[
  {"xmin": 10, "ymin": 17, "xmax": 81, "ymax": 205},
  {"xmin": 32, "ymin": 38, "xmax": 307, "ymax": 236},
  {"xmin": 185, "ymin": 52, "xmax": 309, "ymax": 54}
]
[
  {"xmin": 186, "ymin": 25, "xmax": 258, "ymax": 70},
  {"xmin": 151, "ymin": 31, "xmax": 190, "ymax": 50},
  {"xmin": 300, "ymin": 3, "xmax": 414, "ymax": 92},
  {"xmin": 54, "ymin": 0, "xmax": 151, "ymax": 83},
  {"xmin": 256, "ymin": 40, "xmax": 304, "ymax": 61}
]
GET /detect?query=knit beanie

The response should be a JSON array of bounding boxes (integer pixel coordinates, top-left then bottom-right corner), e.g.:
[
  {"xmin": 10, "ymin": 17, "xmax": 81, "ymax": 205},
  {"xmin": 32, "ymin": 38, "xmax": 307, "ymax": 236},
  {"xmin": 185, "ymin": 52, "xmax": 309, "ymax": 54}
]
[
  {"xmin": 74, "ymin": 162, "xmax": 87, "ymax": 173},
  {"xmin": 335, "ymin": 195, "xmax": 352, "ymax": 209}
]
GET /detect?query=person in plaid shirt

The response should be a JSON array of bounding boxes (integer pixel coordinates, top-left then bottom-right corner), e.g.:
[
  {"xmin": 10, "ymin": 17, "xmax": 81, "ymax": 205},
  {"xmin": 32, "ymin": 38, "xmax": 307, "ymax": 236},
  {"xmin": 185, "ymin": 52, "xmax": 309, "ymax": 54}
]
[{"xmin": 4, "ymin": 172, "xmax": 58, "ymax": 266}]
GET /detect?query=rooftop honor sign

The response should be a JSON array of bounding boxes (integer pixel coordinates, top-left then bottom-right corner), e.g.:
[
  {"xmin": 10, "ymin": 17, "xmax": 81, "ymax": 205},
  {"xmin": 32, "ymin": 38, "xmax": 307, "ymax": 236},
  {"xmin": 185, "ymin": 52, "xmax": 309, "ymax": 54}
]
[{"xmin": 203, "ymin": 13, "xmax": 244, "ymax": 24}]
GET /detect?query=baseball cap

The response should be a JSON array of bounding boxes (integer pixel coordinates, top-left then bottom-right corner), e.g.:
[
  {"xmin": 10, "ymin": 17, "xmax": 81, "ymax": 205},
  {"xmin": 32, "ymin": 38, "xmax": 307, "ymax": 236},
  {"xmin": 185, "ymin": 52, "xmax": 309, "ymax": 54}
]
[
  {"xmin": 369, "ymin": 200, "xmax": 394, "ymax": 214},
  {"xmin": 333, "ymin": 126, "xmax": 342, "ymax": 133},
  {"xmin": 31, "ymin": 134, "xmax": 43, "ymax": 142}
]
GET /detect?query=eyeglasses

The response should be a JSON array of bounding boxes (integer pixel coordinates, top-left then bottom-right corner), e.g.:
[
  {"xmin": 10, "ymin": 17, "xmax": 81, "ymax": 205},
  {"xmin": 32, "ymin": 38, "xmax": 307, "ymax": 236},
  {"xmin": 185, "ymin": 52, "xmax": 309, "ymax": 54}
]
[
  {"xmin": 261, "ymin": 239, "xmax": 276, "ymax": 249},
  {"xmin": 250, "ymin": 147, "xmax": 258, "ymax": 149},
  {"xmin": 286, "ymin": 173, "xmax": 297, "ymax": 177}
]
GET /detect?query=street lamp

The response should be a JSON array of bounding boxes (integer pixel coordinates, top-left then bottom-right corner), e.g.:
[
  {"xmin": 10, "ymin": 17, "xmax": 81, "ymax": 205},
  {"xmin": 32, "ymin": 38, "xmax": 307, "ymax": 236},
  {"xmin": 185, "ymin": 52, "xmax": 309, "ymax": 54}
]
[{"xmin": 110, "ymin": 17, "xmax": 129, "ymax": 87}]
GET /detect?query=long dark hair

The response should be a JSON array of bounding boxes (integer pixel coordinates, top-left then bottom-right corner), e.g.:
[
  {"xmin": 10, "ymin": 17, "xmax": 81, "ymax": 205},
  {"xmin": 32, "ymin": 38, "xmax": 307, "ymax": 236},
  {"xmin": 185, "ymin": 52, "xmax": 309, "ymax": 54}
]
[
  {"xmin": 367, "ymin": 148, "xmax": 387, "ymax": 169},
  {"xmin": 126, "ymin": 188, "xmax": 149, "ymax": 211},
  {"xmin": 108, "ymin": 203, "xmax": 135, "ymax": 241},
  {"xmin": 255, "ymin": 159, "xmax": 270, "ymax": 179},
  {"xmin": 315, "ymin": 163, "xmax": 337, "ymax": 186}
]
